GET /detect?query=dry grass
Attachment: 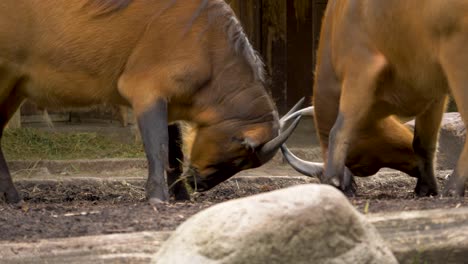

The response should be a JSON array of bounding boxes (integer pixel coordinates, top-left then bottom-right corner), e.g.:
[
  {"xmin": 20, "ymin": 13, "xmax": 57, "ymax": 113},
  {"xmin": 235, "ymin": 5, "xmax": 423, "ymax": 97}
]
[{"xmin": 2, "ymin": 128, "xmax": 145, "ymax": 160}]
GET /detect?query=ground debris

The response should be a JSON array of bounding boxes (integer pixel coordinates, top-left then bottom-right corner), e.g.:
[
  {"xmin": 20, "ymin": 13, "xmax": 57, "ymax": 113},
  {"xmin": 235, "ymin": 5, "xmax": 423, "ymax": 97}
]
[{"xmin": 0, "ymin": 173, "xmax": 466, "ymax": 242}]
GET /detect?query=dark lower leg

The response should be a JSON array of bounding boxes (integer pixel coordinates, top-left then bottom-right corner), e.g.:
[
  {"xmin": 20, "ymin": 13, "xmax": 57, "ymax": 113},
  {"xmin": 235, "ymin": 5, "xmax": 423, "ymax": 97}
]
[
  {"xmin": 413, "ymin": 135, "xmax": 438, "ymax": 196},
  {"xmin": 341, "ymin": 167, "xmax": 357, "ymax": 197},
  {"xmin": 439, "ymin": 38, "xmax": 468, "ymax": 196},
  {"xmin": 412, "ymin": 98, "xmax": 446, "ymax": 196},
  {"xmin": 0, "ymin": 140, "xmax": 21, "ymax": 203},
  {"xmin": 167, "ymin": 123, "xmax": 189, "ymax": 200},
  {"xmin": 0, "ymin": 92, "xmax": 23, "ymax": 204},
  {"xmin": 138, "ymin": 99, "xmax": 170, "ymax": 202},
  {"xmin": 443, "ymin": 146, "xmax": 467, "ymax": 197}
]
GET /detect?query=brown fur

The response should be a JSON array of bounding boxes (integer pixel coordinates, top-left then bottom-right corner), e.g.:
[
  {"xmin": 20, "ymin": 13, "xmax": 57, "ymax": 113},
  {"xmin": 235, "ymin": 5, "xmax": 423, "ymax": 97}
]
[
  {"xmin": 82, "ymin": 0, "xmax": 133, "ymax": 17},
  {"xmin": 314, "ymin": 0, "xmax": 467, "ymax": 196},
  {"xmin": 0, "ymin": 0, "xmax": 280, "ymax": 199}
]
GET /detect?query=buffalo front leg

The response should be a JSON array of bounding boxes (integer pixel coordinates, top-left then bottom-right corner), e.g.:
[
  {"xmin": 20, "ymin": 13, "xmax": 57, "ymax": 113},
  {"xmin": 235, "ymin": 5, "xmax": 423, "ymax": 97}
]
[
  {"xmin": 0, "ymin": 92, "xmax": 24, "ymax": 204},
  {"xmin": 136, "ymin": 99, "xmax": 170, "ymax": 203},
  {"xmin": 341, "ymin": 167, "xmax": 357, "ymax": 196},
  {"xmin": 412, "ymin": 97, "xmax": 447, "ymax": 196},
  {"xmin": 441, "ymin": 36, "xmax": 468, "ymax": 196},
  {"xmin": 325, "ymin": 112, "xmax": 363, "ymax": 190},
  {"xmin": 118, "ymin": 71, "xmax": 174, "ymax": 203},
  {"xmin": 0, "ymin": 146, "xmax": 18, "ymax": 203},
  {"xmin": 324, "ymin": 54, "xmax": 387, "ymax": 191},
  {"xmin": 167, "ymin": 123, "xmax": 189, "ymax": 200}
]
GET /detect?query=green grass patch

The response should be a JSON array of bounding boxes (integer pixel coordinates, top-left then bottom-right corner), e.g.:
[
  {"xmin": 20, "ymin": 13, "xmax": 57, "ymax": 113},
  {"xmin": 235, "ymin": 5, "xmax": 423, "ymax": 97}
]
[{"xmin": 2, "ymin": 128, "xmax": 145, "ymax": 160}]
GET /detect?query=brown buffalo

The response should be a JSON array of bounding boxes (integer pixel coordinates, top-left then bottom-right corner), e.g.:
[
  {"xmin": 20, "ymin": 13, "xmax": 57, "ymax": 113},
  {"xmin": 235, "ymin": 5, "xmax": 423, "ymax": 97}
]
[
  {"xmin": 0, "ymin": 0, "xmax": 300, "ymax": 205},
  {"xmin": 282, "ymin": 0, "xmax": 467, "ymax": 197}
]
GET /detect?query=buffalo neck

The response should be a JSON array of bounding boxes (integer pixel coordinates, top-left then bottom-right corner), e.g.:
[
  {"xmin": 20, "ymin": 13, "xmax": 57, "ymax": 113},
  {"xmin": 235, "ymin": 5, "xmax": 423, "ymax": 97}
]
[{"xmin": 191, "ymin": 59, "xmax": 278, "ymax": 130}]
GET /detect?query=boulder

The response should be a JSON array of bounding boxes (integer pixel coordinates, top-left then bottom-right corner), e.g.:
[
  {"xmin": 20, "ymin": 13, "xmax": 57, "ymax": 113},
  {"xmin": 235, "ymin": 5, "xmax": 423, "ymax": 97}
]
[
  {"xmin": 437, "ymin": 112, "xmax": 465, "ymax": 170},
  {"xmin": 153, "ymin": 184, "xmax": 397, "ymax": 264}
]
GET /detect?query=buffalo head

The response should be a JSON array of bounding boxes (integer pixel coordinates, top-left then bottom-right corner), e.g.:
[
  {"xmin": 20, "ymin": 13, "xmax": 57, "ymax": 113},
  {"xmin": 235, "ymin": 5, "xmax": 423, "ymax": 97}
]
[{"xmin": 182, "ymin": 101, "xmax": 303, "ymax": 192}]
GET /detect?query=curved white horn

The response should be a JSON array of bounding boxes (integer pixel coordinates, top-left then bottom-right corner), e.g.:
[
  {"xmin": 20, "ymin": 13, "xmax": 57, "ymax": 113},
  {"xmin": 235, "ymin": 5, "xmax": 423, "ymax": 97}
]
[
  {"xmin": 278, "ymin": 100, "xmax": 322, "ymax": 177},
  {"xmin": 280, "ymin": 106, "xmax": 315, "ymax": 126},
  {"xmin": 257, "ymin": 115, "xmax": 302, "ymax": 163},
  {"xmin": 281, "ymin": 97, "xmax": 305, "ymax": 121},
  {"xmin": 281, "ymin": 144, "xmax": 324, "ymax": 177}
]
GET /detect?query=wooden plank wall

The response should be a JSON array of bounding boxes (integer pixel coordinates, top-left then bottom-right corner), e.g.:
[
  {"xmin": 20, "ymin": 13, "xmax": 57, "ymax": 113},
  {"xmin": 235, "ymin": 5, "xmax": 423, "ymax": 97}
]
[
  {"xmin": 230, "ymin": 0, "xmax": 328, "ymax": 114},
  {"xmin": 286, "ymin": 0, "xmax": 313, "ymax": 113},
  {"xmin": 230, "ymin": 0, "xmax": 289, "ymax": 113},
  {"xmin": 260, "ymin": 0, "xmax": 287, "ymax": 113},
  {"xmin": 229, "ymin": 0, "xmax": 261, "ymax": 49}
]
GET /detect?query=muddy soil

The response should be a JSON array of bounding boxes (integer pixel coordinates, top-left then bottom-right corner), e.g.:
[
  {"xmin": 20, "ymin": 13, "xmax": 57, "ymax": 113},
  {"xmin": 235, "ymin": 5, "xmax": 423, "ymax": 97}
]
[{"xmin": 1, "ymin": 170, "xmax": 467, "ymax": 242}]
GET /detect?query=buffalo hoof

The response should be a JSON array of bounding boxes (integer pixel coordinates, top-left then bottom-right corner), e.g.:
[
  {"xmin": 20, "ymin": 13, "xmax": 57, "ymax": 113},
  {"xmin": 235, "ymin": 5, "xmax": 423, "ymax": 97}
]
[
  {"xmin": 10, "ymin": 199, "xmax": 25, "ymax": 209},
  {"xmin": 321, "ymin": 178, "xmax": 357, "ymax": 197},
  {"xmin": 341, "ymin": 167, "xmax": 356, "ymax": 197},
  {"xmin": 148, "ymin": 197, "xmax": 165, "ymax": 205},
  {"xmin": 323, "ymin": 182, "xmax": 356, "ymax": 197},
  {"xmin": 148, "ymin": 197, "xmax": 168, "ymax": 213},
  {"xmin": 169, "ymin": 181, "xmax": 191, "ymax": 201},
  {"xmin": 321, "ymin": 168, "xmax": 357, "ymax": 197},
  {"xmin": 322, "ymin": 176, "xmax": 341, "ymax": 189},
  {"xmin": 442, "ymin": 187, "xmax": 465, "ymax": 197},
  {"xmin": 173, "ymin": 188, "xmax": 191, "ymax": 201},
  {"xmin": 146, "ymin": 195, "xmax": 169, "ymax": 207},
  {"xmin": 1, "ymin": 188, "xmax": 22, "ymax": 205},
  {"xmin": 342, "ymin": 180, "xmax": 357, "ymax": 197},
  {"xmin": 414, "ymin": 180, "xmax": 438, "ymax": 197},
  {"xmin": 145, "ymin": 182, "xmax": 169, "ymax": 203},
  {"xmin": 414, "ymin": 186, "xmax": 438, "ymax": 197},
  {"xmin": 442, "ymin": 172, "xmax": 465, "ymax": 197},
  {"xmin": 342, "ymin": 187, "xmax": 357, "ymax": 197}
]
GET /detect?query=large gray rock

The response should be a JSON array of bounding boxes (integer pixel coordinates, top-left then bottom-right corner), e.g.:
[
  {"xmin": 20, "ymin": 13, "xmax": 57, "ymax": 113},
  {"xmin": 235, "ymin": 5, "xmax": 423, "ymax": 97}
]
[
  {"xmin": 153, "ymin": 184, "xmax": 397, "ymax": 264},
  {"xmin": 406, "ymin": 112, "xmax": 466, "ymax": 170},
  {"xmin": 437, "ymin": 112, "xmax": 465, "ymax": 170}
]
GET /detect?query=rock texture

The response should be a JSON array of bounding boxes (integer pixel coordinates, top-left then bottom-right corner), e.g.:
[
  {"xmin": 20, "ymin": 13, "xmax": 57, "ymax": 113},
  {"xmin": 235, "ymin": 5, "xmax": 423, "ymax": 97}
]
[
  {"xmin": 437, "ymin": 112, "xmax": 466, "ymax": 170},
  {"xmin": 154, "ymin": 184, "xmax": 397, "ymax": 264}
]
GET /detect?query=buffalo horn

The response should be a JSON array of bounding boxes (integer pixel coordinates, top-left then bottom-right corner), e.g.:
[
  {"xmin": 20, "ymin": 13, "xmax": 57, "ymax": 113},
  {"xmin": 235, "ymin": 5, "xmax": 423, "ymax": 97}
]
[
  {"xmin": 280, "ymin": 104, "xmax": 323, "ymax": 177},
  {"xmin": 280, "ymin": 106, "xmax": 314, "ymax": 126},
  {"xmin": 280, "ymin": 144, "xmax": 324, "ymax": 177},
  {"xmin": 281, "ymin": 97, "xmax": 305, "ymax": 121},
  {"xmin": 257, "ymin": 115, "xmax": 302, "ymax": 163}
]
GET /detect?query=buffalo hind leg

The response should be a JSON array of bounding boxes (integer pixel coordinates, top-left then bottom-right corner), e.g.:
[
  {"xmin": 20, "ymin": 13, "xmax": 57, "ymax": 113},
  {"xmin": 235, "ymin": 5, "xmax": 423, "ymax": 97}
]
[
  {"xmin": 412, "ymin": 97, "xmax": 446, "ymax": 196},
  {"xmin": 441, "ymin": 35, "xmax": 468, "ymax": 196},
  {"xmin": 324, "ymin": 54, "xmax": 387, "ymax": 190},
  {"xmin": 167, "ymin": 123, "xmax": 190, "ymax": 200},
  {"xmin": 0, "ymin": 92, "xmax": 24, "ymax": 204}
]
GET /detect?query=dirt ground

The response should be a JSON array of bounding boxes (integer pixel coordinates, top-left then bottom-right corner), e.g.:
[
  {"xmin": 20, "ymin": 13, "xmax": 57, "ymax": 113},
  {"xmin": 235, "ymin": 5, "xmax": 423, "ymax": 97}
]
[{"xmin": 1, "ymin": 168, "xmax": 466, "ymax": 242}]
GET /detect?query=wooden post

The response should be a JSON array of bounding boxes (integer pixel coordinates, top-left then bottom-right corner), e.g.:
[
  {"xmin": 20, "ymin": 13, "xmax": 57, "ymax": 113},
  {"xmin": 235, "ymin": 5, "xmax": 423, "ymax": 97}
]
[{"xmin": 6, "ymin": 108, "xmax": 21, "ymax": 129}]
